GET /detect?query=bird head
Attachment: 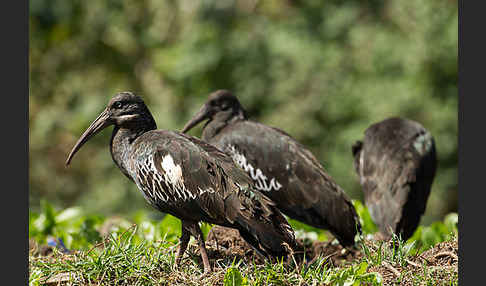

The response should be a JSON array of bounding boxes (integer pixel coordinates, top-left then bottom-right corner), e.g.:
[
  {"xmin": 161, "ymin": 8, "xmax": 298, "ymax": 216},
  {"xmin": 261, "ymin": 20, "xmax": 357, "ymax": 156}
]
[
  {"xmin": 181, "ymin": 90, "xmax": 246, "ymax": 133},
  {"xmin": 65, "ymin": 91, "xmax": 155, "ymax": 166}
]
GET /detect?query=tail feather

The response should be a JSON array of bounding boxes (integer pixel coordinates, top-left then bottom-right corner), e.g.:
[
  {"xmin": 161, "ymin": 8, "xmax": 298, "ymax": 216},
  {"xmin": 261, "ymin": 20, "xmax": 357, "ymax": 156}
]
[
  {"xmin": 223, "ymin": 176, "xmax": 297, "ymax": 258},
  {"xmin": 235, "ymin": 205, "xmax": 296, "ymax": 258},
  {"xmin": 232, "ymin": 188, "xmax": 296, "ymax": 258}
]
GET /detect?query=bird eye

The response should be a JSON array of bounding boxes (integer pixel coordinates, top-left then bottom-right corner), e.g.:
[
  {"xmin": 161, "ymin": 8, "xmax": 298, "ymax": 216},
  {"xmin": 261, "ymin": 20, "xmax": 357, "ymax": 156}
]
[{"xmin": 113, "ymin": 101, "xmax": 123, "ymax": 109}]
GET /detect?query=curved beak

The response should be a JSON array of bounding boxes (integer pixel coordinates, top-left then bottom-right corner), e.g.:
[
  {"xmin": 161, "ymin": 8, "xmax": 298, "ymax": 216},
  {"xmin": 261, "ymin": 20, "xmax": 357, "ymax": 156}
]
[
  {"xmin": 65, "ymin": 108, "xmax": 111, "ymax": 166},
  {"xmin": 181, "ymin": 103, "xmax": 211, "ymax": 133}
]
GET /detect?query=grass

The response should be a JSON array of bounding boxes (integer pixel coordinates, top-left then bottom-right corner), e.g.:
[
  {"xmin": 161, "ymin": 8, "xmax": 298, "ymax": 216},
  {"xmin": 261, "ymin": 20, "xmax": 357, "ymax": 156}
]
[
  {"xmin": 29, "ymin": 200, "xmax": 458, "ymax": 285},
  {"xmin": 30, "ymin": 232, "xmax": 380, "ymax": 285}
]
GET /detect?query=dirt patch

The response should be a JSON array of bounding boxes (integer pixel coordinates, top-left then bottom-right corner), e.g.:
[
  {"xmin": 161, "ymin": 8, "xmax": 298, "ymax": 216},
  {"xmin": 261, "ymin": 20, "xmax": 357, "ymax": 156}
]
[
  {"xmin": 304, "ymin": 238, "xmax": 363, "ymax": 267},
  {"xmin": 420, "ymin": 239, "xmax": 458, "ymax": 267},
  {"xmin": 366, "ymin": 237, "xmax": 458, "ymax": 285},
  {"xmin": 201, "ymin": 225, "xmax": 362, "ymax": 269},
  {"xmin": 202, "ymin": 226, "xmax": 457, "ymax": 284},
  {"xmin": 193, "ymin": 226, "xmax": 267, "ymax": 267}
]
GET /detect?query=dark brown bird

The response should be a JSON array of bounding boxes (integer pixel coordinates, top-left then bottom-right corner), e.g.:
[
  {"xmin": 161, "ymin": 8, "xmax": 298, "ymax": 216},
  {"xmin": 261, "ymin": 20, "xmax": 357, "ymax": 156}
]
[
  {"xmin": 65, "ymin": 92, "xmax": 296, "ymax": 273},
  {"xmin": 351, "ymin": 117, "xmax": 437, "ymax": 241},
  {"xmin": 181, "ymin": 90, "xmax": 361, "ymax": 248}
]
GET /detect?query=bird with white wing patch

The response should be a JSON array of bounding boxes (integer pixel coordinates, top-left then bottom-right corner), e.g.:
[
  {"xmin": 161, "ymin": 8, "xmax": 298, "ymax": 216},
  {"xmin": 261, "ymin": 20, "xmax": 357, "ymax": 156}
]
[{"xmin": 65, "ymin": 92, "xmax": 297, "ymax": 273}]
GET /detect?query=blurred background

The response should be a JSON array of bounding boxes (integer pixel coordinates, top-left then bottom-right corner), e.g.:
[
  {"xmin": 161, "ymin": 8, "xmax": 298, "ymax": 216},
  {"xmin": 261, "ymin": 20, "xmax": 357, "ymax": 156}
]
[{"xmin": 29, "ymin": 0, "xmax": 457, "ymax": 226}]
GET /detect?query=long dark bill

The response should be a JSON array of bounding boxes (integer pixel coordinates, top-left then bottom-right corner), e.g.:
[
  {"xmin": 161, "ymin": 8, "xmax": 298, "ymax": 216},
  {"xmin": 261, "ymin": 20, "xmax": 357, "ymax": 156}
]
[
  {"xmin": 180, "ymin": 104, "xmax": 211, "ymax": 133},
  {"xmin": 65, "ymin": 109, "xmax": 111, "ymax": 166}
]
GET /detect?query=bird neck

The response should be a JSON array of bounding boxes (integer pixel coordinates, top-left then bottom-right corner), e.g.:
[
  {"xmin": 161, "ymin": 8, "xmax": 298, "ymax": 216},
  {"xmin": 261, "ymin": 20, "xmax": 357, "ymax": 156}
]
[
  {"xmin": 202, "ymin": 108, "xmax": 246, "ymax": 140},
  {"xmin": 110, "ymin": 116, "xmax": 157, "ymax": 178}
]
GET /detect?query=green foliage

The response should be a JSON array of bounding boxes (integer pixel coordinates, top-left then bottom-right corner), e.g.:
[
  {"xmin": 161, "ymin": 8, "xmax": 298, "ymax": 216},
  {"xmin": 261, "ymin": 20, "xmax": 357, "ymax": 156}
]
[
  {"xmin": 157, "ymin": 214, "xmax": 181, "ymax": 242},
  {"xmin": 353, "ymin": 200, "xmax": 379, "ymax": 235},
  {"xmin": 322, "ymin": 261, "xmax": 382, "ymax": 286},
  {"xmin": 29, "ymin": 197, "xmax": 458, "ymax": 261},
  {"xmin": 29, "ymin": 205, "xmax": 457, "ymax": 285},
  {"xmin": 30, "ymin": 227, "xmax": 174, "ymax": 285},
  {"xmin": 357, "ymin": 232, "xmax": 457, "ymax": 285},
  {"xmin": 29, "ymin": 200, "xmax": 219, "ymax": 255},
  {"xmin": 287, "ymin": 218, "xmax": 329, "ymax": 242},
  {"xmin": 224, "ymin": 260, "xmax": 249, "ymax": 286},
  {"xmin": 360, "ymin": 233, "xmax": 415, "ymax": 269},
  {"xmin": 407, "ymin": 212, "xmax": 458, "ymax": 253},
  {"xmin": 29, "ymin": 200, "xmax": 103, "ymax": 248}
]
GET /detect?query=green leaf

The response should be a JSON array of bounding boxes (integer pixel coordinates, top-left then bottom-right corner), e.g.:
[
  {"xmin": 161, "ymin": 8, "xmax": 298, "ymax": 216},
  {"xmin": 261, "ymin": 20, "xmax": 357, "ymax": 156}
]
[
  {"xmin": 34, "ymin": 200, "xmax": 57, "ymax": 236},
  {"xmin": 139, "ymin": 221, "xmax": 156, "ymax": 241},
  {"xmin": 158, "ymin": 214, "xmax": 181, "ymax": 242},
  {"xmin": 288, "ymin": 218, "xmax": 328, "ymax": 241},
  {"xmin": 358, "ymin": 272, "xmax": 383, "ymax": 285},
  {"xmin": 356, "ymin": 261, "xmax": 368, "ymax": 275},
  {"xmin": 224, "ymin": 266, "xmax": 248, "ymax": 286},
  {"xmin": 29, "ymin": 211, "xmax": 40, "ymax": 237},
  {"xmin": 444, "ymin": 213, "xmax": 458, "ymax": 233},
  {"xmin": 55, "ymin": 207, "xmax": 83, "ymax": 224},
  {"xmin": 402, "ymin": 240, "xmax": 416, "ymax": 257},
  {"xmin": 352, "ymin": 200, "xmax": 379, "ymax": 234},
  {"xmin": 200, "ymin": 222, "xmax": 213, "ymax": 239}
]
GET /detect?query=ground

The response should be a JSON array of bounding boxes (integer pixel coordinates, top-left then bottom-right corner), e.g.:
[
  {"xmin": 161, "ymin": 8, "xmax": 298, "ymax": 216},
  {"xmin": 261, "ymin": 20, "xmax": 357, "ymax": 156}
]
[
  {"xmin": 203, "ymin": 225, "xmax": 362, "ymax": 268},
  {"xmin": 29, "ymin": 224, "xmax": 458, "ymax": 285}
]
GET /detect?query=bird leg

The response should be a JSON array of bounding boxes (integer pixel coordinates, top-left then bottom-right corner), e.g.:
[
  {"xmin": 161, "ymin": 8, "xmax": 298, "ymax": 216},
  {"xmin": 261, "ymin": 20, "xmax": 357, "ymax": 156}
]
[
  {"xmin": 186, "ymin": 222, "xmax": 212, "ymax": 273},
  {"xmin": 214, "ymin": 232, "xmax": 220, "ymax": 252},
  {"xmin": 175, "ymin": 224, "xmax": 190, "ymax": 268}
]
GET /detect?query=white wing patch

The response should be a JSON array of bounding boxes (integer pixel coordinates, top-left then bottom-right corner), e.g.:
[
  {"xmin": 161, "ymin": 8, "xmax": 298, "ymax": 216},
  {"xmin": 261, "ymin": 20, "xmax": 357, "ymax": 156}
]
[
  {"xmin": 135, "ymin": 154, "xmax": 197, "ymax": 204},
  {"xmin": 161, "ymin": 155, "xmax": 183, "ymax": 186},
  {"xmin": 159, "ymin": 154, "xmax": 195, "ymax": 201},
  {"xmin": 227, "ymin": 145, "xmax": 282, "ymax": 192}
]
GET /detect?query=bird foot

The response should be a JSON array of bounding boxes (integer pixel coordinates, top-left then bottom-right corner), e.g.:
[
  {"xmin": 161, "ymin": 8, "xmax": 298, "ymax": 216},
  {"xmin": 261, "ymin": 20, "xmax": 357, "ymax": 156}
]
[{"xmin": 199, "ymin": 268, "xmax": 212, "ymax": 278}]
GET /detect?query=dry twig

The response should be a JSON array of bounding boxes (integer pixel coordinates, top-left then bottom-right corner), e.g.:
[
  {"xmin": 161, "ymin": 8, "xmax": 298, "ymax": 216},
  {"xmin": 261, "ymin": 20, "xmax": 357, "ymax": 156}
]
[
  {"xmin": 433, "ymin": 251, "xmax": 458, "ymax": 261},
  {"xmin": 382, "ymin": 261, "xmax": 401, "ymax": 278}
]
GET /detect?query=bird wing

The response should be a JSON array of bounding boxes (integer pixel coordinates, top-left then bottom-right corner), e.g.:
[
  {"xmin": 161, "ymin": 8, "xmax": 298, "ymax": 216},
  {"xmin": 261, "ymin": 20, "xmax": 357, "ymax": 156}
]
[
  {"xmin": 175, "ymin": 132, "xmax": 283, "ymax": 224},
  {"xmin": 131, "ymin": 130, "xmax": 288, "ymax": 228},
  {"xmin": 210, "ymin": 121, "xmax": 347, "ymax": 207}
]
